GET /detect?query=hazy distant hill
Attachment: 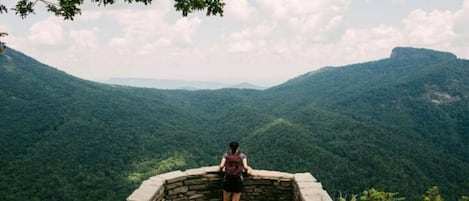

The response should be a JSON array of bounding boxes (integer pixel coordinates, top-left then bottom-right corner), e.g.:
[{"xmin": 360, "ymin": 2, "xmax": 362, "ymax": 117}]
[
  {"xmin": 0, "ymin": 47, "xmax": 468, "ymax": 201},
  {"xmin": 103, "ymin": 77, "xmax": 267, "ymax": 90}
]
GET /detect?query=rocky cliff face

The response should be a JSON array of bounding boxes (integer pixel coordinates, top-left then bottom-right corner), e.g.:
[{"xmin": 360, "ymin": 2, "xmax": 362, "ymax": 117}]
[{"xmin": 390, "ymin": 47, "xmax": 457, "ymax": 60}]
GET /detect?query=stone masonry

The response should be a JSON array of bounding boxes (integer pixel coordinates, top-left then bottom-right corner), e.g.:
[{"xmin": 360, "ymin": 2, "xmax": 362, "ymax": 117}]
[{"xmin": 127, "ymin": 166, "xmax": 332, "ymax": 201}]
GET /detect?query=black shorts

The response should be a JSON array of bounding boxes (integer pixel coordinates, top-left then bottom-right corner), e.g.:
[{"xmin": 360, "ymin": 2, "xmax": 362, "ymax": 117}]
[{"xmin": 222, "ymin": 175, "xmax": 244, "ymax": 193}]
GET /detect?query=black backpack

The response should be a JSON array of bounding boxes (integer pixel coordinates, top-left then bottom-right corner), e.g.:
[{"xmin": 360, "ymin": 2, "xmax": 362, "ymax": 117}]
[{"xmin": 224, "ymin": 153, "xmax": 243, "ymax": 177}]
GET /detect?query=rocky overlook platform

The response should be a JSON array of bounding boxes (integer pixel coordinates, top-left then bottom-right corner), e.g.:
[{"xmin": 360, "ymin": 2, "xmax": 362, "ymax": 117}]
[{"xmin": 127, "ymin": 166, "xmax": 332, "ymax": 201}]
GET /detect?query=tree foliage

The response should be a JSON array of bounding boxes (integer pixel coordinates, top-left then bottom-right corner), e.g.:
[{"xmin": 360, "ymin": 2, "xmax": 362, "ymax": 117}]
[
  {"xmin": 360, "ymin": 188, "xmax": 405, "ymax": 201},
  {"xmin": 339, "ymin": 188, "xmax": 405, "ymax": 201},
  {"xmin": 340, "ymin": 186, "xmax": 468, "ymax": 201},
  {"xmin": 0, "ymin": 0, "xmax": 225, "ymax": 20},
  {"xmin": 423, "ymin": 186, "xmax": 444, "ymax": 201}
]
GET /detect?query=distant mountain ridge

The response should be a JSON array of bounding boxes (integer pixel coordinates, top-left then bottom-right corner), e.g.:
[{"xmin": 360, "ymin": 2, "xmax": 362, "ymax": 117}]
[
  {"xmin": 103, "ymin": 77, "xmax": 267, "ymax": 90},
  {"xmin": 1, "ymin": 47, "xmax": 468, "ymax": 201}
]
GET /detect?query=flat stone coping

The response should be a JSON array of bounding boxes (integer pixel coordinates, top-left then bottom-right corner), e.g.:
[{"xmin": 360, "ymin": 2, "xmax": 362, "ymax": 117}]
[{"xmin": 127, "ymin": 166, "xmax": 332, "ymax": 201}]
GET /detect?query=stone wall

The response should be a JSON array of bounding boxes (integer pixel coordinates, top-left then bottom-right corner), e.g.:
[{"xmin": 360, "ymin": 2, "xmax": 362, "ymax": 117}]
[{"xmin": 127, "ymin": 166, "xmax": 332, "ymax": 201}]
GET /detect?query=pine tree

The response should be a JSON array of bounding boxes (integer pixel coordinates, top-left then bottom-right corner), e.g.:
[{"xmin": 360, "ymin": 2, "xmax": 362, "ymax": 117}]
[
  {"xmin": 360, "ymin": 188, "xmax": 405, "ymax": 201},
  {"xmin": 423, "ymin": 186, "xmax": 444, "ymax": 201}
]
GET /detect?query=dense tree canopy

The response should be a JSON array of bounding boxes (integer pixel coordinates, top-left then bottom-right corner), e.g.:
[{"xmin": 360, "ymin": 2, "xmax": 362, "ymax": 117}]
[{"xmin": 0, "ymin": 0, "xmax": 225, "ymax": 20}]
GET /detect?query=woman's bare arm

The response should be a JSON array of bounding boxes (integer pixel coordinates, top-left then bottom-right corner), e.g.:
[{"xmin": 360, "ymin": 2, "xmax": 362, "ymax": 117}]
[
  {"xmin": 243, "ymin": 158, "xmax": 252, "ymax": 174},
  {"xmin": 219, "ymin": 158, "xmax": 226, "ymax": 170}
]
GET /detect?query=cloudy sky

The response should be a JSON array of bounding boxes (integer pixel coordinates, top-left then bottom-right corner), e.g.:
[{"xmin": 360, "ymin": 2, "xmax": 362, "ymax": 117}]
[{"xmin": 1, "ymin": 0, "xmax": 469, "ymax": 86}]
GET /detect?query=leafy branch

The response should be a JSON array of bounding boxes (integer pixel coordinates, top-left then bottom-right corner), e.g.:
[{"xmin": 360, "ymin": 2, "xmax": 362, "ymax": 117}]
[{"xmin": 1, "ymin": 0, "xmax": 225, "ymax": 20}]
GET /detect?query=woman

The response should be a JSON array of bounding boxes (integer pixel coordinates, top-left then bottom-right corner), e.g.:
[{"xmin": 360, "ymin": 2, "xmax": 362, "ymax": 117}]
[{"xmin": 219, "ymin": 141, "xmax": 252, "ymax": 201}]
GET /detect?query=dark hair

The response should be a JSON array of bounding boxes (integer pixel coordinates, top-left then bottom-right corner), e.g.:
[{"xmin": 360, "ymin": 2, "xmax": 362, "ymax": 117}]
[{"xmin": 229, "ymin": 141, "xmax": 239, "ymax": 154}]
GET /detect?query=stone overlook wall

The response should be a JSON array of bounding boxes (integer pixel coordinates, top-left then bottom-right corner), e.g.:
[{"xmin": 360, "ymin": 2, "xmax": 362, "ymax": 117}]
[{"xmin": 127, "ymin": 166, "xmax": 332, "ymax": 201}]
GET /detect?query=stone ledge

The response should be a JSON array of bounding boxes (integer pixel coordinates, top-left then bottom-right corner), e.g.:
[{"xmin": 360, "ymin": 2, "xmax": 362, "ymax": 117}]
[
  {"xmin": 127, "ymin": 166, "xmax": 331, "ymax": 201},
  {"xmin": 127, "ymin": 179, "xmax": 165, "ymax": 201},
  {"xmin": 294, "ymin": 173, "xmax": 317, "ymax": 182},
  {"xmin": 251, "ymin": 170, "xmax": 294, "ymax": 179}
]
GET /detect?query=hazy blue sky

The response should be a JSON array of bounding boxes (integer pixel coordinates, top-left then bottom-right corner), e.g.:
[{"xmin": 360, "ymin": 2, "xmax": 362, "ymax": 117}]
[{"xmin": 1, "ymin": 0, "xmax": 468, "ymax": 86}]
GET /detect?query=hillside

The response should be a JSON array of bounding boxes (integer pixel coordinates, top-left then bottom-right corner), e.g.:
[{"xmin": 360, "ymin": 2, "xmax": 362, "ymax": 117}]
[
  {"xmin": 256, "ymin": 47, "xmax": 469, "ymax": 198},
  {"xmin": 0, "ymin": 47, "xmax": 468, "ymax": 201}
]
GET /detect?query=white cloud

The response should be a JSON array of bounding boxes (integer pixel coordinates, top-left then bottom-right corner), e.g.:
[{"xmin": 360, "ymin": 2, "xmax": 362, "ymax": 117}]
[
  {"xmin": 257, "ymin": 0, "xmax": 349, "ymax": 42},
  {"xmin": 224, "ymin": 0, "xmax": 255, "ymax": 20},
  {"xmin": 227, "ymin": 24, "xmax": 274, "ymax": 53},
  {"xmin": 391, "ymin": 0, "xmax": 405, "ymax": 4},
  {"xmin": 27, "ymin": 18, "xmax": 64, "ymax": 46},
  {"xmin": 313, "ymin": 1, "xmax": 469, "ymax": 65},
  {"xmin": 336, "ymin": 25, "xmax": 403, "ymax": 61},
  {"xmin": 453, "ymin": 0, "xmax": 469, "ymax": 46},
  {"xmin": 103, "ymin": 0, "xmax": 172, "ymax": 51},
  {"xmin": 0, "ymin": 25, "xmax": 10, "ymax": 33},
  {"xmin": 106, "ymin": 1, "xmax": 202, "ymax": 56},
  {"xmin": 403, "ymin": 9, "xmax": 455, "ymax": 47},
  {"xmin": 109, "ymin": 37, "xmax": 127, "ymax": 48},
  {"xmin": 172, "ymin": 17, "xmax": 202, "ymax": 44},
  {"xmin": 69, "ymin": 28, "xmax": 99, "ymax": 50},
  {"xmin": 229, "ymin": 25, "xmax": 273, "ymax": 40},
  {"xmin": 75, "ymin": 10, "xmax": 103, "ymax": 21},
  {"xmin": 454, "ymin": 0, "xmax": 469, "ymax": 32},
  {"xmin": 228, "ymin": 39, "xmax": 266, "ymax": 53}
]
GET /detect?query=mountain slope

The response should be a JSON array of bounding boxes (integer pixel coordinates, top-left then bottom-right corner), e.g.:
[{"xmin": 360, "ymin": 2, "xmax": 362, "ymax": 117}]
[
  {"xmin": 0, "ymin": 47, "xmax": 468, "ymax": 201},
  {"xmin": 266, "ymin": 47, "xmax": 469, "ymax": 155},
  {"xmin": 259, "ymin": 47, "xmax": 469, "ymax": 199},
  {"xmin": 0, "ymin": 49, "xmax": 219, "ymax": 201}
]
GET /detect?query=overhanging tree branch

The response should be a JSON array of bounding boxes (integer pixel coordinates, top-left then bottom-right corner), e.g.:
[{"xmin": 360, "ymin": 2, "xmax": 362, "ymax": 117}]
[
  {"xmin": 1, "ymin": 0, "xmax": 225, "ymax": 20},
  {"xmin": 0, "ymin": 0, "xmax": 225, "ymax": 54}
]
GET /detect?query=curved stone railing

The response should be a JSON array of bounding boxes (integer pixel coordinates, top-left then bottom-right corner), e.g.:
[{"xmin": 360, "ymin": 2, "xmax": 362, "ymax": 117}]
[{"xmin": 127, "ymin": 166, "xmax": 332, "ymax": 201}]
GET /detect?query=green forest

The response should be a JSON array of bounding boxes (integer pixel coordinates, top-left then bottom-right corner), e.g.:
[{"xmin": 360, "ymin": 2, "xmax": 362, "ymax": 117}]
[{"xmin": 0, "ymin": 47, "xmax": 468, "ymax": 201}]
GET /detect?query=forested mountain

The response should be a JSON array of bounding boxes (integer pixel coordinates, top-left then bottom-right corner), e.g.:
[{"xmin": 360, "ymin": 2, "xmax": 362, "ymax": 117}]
[{"xmin": 0, "ymin": 47, "xmax": 468, "ymax": 201}]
